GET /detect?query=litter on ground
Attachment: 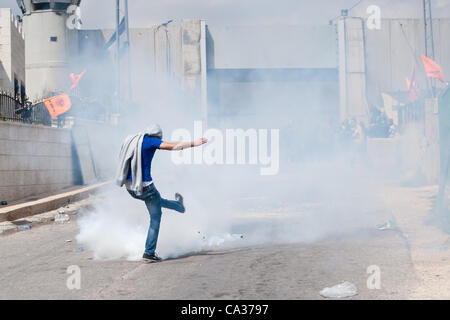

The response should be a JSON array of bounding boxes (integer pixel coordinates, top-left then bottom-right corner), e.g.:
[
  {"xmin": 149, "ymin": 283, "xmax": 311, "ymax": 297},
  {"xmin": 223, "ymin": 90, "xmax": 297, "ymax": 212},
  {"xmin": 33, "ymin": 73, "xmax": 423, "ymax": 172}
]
[
  {"xmin": 320, "ymin": 281, "xmax": 358, "ymax": 298},
  {"xmin": 376, "ymin": 220, "xmax": 396, "ymax": 230}
]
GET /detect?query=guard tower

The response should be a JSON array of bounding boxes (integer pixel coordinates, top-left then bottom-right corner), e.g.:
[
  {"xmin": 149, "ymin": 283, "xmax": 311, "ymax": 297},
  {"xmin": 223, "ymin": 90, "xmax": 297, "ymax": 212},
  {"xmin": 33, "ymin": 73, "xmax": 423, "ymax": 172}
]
[{"xmin": 20, "ymin": 0, "xmax": 81, "ymax": 100}]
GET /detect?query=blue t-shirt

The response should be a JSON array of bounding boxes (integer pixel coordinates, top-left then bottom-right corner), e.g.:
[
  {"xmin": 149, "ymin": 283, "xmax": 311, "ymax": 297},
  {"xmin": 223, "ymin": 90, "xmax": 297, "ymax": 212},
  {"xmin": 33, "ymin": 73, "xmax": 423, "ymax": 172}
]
[{"xmin": 127, "ymin": 136, "xmax": 162, "ymax": 183}]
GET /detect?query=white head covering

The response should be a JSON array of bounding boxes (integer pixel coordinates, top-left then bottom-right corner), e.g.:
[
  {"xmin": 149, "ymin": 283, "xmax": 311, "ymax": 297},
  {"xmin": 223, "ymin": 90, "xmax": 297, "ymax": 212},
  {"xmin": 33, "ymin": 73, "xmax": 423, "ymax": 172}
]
[{"xmin": 145, "ymin": 124, "xmax": 163, "ymax": 139}]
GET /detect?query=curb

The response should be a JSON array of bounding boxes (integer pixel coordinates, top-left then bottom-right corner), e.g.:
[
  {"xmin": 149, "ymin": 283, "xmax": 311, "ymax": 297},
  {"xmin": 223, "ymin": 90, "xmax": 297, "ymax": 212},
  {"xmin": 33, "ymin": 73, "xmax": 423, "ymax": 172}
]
[
  {"xmin": 0, "ymin": 181, "xmax": 111, "ymax": 223},
  {"xmin": 0, "ymin": 195, "xmax": 95, "ymax": 236}
]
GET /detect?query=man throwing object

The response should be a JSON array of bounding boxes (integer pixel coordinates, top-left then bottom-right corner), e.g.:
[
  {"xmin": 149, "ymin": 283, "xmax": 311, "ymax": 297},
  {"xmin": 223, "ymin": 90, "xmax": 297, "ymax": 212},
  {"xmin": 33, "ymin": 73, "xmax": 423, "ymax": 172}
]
[{"xmin": 116, "ymin": 124, "xmax": 207, "ymax": 262}]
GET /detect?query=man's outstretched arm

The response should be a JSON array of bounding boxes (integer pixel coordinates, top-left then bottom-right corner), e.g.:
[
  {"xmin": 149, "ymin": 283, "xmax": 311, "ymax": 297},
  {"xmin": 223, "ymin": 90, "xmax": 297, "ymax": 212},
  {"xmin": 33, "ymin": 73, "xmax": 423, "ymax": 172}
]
[{"xmin": 159, "ymin": 138, "xmax": 208, "ymax": 151}]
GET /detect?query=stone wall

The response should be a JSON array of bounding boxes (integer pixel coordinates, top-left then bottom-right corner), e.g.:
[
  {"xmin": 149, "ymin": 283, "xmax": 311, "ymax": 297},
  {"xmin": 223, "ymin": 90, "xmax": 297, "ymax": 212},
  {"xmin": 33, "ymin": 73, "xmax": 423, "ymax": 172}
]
[{"xmin": 0, "ymin": 121, "xmax": 74, "ymax": 203}]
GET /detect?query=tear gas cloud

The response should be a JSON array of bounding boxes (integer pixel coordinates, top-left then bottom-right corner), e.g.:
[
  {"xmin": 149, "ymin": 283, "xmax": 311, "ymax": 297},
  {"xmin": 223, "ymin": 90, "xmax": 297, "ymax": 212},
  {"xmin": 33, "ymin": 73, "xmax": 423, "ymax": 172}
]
[{"xmin": 75, "ymin": 4, "xmax": 421, "ymax": 260}]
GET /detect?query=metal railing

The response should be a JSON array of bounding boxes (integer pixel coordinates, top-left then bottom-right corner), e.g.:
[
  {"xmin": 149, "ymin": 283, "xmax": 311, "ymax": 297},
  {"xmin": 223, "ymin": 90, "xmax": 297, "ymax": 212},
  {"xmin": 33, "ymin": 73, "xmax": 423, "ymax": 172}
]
[
  {"xmin": 0, "ymin": 91, "xmax": 22, "ymax": 121},
  {"xmin": 0, "ymin": 91, "xmax": 51, "ymax": 126},
  {"xmin": 397, "ymin": 100, "xmax": 425, "ymax": 133}
]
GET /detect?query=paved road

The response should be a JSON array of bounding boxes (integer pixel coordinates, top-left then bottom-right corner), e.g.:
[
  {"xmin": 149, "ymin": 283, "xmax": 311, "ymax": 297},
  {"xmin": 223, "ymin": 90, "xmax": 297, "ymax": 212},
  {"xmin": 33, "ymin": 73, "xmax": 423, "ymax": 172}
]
[{"xmin": 0, "ymin": 215, "xmax": 419, "ymax": 299}]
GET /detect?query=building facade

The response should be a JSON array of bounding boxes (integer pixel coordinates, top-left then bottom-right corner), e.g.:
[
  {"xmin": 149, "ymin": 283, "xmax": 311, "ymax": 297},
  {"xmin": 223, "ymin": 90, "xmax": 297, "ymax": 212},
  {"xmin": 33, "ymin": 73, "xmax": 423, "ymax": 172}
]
[
  {"xmin": 21, "ymin": 0, "xmax": 79, "ymax": 101},
  {"xmin": 0, "ymin": 8, "xmax": 25, "ymax": 100}
]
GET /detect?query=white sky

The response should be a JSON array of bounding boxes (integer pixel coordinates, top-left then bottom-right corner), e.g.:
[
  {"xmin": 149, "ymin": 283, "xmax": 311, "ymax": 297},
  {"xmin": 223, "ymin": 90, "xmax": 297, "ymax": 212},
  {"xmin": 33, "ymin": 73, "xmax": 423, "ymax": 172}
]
[{"xmin": 2, "ymin": 0, "xmax": 450, "ymax": 28}]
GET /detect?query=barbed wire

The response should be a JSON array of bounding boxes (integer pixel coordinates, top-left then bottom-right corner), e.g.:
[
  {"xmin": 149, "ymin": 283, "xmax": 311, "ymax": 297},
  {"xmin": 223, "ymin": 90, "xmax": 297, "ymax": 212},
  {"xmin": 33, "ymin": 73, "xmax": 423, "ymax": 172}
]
[{"xmin": 329, "ymin": 0, "xmax": 367, "ymax": 24}]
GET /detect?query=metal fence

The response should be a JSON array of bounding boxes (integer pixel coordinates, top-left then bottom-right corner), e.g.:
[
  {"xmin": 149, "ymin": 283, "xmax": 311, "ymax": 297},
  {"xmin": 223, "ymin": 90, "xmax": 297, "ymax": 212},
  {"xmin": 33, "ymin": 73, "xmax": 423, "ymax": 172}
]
[
  {"xmin": 0, "ymin": 92, "xmax": 22, "ymax": 121},
  {"xmin": 397, "ymin": 100, "xmax": 425, "ymax": 133},
  {"xmin": 0, "ymin": 92, "xmax": 51, "ymax": 126}
]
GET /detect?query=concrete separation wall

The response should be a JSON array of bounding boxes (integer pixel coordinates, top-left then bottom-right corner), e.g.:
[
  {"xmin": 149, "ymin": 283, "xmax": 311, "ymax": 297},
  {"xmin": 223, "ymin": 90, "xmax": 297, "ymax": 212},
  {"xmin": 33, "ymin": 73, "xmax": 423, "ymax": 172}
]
[
  {"xmin": 69, "ymin": 119, "xmax": 122, "ymax": 182},
  {"xmin": 206, "ymin": 24, "xmax": 337, "ymax": 69},
  {"xmin": 0, "ymin": 121, "xmax": 75, "ymax": 202}
]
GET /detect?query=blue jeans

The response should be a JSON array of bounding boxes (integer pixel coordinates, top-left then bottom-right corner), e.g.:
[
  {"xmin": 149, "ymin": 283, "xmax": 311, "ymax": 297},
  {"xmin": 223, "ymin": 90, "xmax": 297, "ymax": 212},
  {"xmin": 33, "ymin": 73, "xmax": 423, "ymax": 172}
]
[{"xmin": 127, "ymin": 183, "xmax": 185, "ymax": 255}]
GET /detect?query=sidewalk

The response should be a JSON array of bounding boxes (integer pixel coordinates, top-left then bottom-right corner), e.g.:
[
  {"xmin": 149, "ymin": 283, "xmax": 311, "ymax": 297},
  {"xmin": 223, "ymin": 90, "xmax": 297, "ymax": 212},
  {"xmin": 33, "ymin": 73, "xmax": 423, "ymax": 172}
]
[
  {"xmin": 0, "ymin": 196, "xmax": 97, "ymax": 236},
  {"xmin": 385, "ymin": 185, "xmax": 450, "ymax": 299},
  {"xmin": 0, "ymin": 181, "xmax": 111, "ymax": 227}
]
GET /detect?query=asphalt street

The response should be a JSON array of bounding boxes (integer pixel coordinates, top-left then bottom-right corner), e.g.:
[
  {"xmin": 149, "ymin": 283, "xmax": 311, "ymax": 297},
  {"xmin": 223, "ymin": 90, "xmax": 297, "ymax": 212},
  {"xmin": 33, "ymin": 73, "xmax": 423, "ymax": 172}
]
[{"xmin": 0, "ymin": 215, "xmax": 418, "ymax": 299}]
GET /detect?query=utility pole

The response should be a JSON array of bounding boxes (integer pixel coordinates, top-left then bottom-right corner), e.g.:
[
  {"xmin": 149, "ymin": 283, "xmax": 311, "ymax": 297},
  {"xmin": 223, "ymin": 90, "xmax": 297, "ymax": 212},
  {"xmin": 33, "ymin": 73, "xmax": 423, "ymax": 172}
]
[
  {"xmin": 116, "ymin": 0, "xmax": 121, "ymax": 114},
  {"xmin": 423, "ymin": 0, "xmax": 436, "ymax": 96},
  {"xmin": 423, "ymin": 0, "xmax": 435, "ymax": 61},
  {"xmin": 124, "ymin": 0, "xmax": 132, "ymax": 101}
]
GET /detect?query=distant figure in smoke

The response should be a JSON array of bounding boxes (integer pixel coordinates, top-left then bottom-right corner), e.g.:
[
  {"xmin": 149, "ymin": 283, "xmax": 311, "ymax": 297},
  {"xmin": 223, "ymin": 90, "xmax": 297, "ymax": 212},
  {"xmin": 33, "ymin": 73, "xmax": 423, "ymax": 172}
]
[
  {"xmin": 354, "ymin": 120, "xmax": 367, "ymax": 150},
  {"xmin": 115, "ymin": 124, "xmax": 208, "ymax": 262},
  {"xmin": 351, "ymin": 120, "xmax": 368, "ymax": 167}
]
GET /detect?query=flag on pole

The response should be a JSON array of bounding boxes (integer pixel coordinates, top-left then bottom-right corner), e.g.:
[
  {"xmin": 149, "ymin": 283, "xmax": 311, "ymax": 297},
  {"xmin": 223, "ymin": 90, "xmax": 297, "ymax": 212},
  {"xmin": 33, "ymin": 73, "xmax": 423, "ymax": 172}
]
[
  {"xmin": 421, "ymin": 54, "xmax": 445, "ymax": 82},
  {"xmin": 43, "ymin": 94, "xmax": 72, "ymax": 119},
  {"xmin": 70, "ymin": 70, "xmax": 86, "ymax": 89},
  {"xmin": 405, "ymin": 68, "xmax": 420, "ymax": 102}
]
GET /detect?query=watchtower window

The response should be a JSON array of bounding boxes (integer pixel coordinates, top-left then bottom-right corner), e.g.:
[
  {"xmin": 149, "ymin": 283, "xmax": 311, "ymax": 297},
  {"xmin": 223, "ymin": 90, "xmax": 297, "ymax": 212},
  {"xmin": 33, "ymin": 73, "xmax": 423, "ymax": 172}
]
[{"xmin": 31, "ymin": 1, "xmax": 72, "ymax": 12}]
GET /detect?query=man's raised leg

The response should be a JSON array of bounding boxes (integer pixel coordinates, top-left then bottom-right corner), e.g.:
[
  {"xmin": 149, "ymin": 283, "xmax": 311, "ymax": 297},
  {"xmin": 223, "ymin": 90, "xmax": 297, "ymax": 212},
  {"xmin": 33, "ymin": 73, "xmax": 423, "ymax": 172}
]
[{"xmin": 161, "ymin": 195, "xmax": 185, "ymax": 213}]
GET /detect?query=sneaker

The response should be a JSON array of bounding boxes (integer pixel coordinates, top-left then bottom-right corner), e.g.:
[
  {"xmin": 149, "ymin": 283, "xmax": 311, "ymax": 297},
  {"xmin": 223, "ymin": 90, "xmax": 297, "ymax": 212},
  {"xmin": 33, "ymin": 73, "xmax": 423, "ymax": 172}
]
[
  {"xmin": 142, "ymin": 253, "xmax": 162, "ymax": 262},
  {"xmin": 175, "ymin": 193, "xmax": 185, "ymax": 213}
]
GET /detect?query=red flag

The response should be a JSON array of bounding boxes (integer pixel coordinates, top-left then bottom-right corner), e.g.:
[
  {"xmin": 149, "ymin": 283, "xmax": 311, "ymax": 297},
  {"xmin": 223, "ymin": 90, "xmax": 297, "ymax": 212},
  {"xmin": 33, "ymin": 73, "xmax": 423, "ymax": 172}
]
[
  {"xmin": 43, "ymin": 94, "xmax": 71, "ymax": 119},
  {"xmin": 405, "ymin": 68, "xmax": 420, "ymax": 102},
  {"xmin": 421, "ymin": 54, "xmax": 445, "ymax": 82},
  {"xmin": 70, "ymin": 70, "xmax": 86, "ymax": 89}
]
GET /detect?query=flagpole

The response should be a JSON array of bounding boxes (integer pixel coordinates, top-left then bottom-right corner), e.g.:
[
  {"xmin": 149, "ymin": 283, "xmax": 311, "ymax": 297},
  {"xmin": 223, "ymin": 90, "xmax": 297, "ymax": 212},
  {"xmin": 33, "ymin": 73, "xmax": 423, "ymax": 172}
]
[
  {"xmin": 124, "ymin": 0, "xmax": 132, "ymax": 102},
  {"xmin": 116, "ymin": 0, "xmax": 121, "ymax": 114},
  {"xmin": 398, "ymin": 23, "xmax": 433, "ymax": 98}
]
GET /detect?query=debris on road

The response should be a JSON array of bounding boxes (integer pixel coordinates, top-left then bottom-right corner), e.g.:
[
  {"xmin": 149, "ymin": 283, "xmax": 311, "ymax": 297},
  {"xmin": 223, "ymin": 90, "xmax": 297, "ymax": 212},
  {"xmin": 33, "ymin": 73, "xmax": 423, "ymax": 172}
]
[
  {"xmin": 320, "ymin": 281, "xmax": 358, "ymax": 298},
  {"xmin": 17, "ymin": 225, "xmax": 32, "ymax": 231},
  {"xmin": 376, "ymin": 220, "xmax": 397, "ymax": 231},
  {"xmin": 197, "ymin": 231, "xmax": 206, "ymax": 240},
  {"xmin": 54, "ymin": 213, "xmax": 70, "ymax": 223}
]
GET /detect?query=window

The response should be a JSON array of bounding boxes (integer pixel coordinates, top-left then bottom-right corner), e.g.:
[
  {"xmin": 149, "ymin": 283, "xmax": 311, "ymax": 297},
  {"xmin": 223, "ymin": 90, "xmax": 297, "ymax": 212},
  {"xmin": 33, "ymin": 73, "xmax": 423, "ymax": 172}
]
[
  {"xmin": 20, "ymin": 82, "xmax": 26, "ymax": 103},
  {"xmin": 14, "ymin": 76, "xmax": 19, "ymax": 99}
]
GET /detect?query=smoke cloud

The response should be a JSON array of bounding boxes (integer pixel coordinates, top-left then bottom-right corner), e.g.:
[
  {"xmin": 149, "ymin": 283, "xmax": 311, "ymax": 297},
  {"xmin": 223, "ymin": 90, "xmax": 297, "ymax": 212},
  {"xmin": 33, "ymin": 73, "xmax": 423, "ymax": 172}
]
[
  {"xmin": 70, "ymin": 1, "xmax": 430, "ymax": 261},
  {"xmin": 74, "ymin": 71, "xmax": 394, "ymax": 261}
]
